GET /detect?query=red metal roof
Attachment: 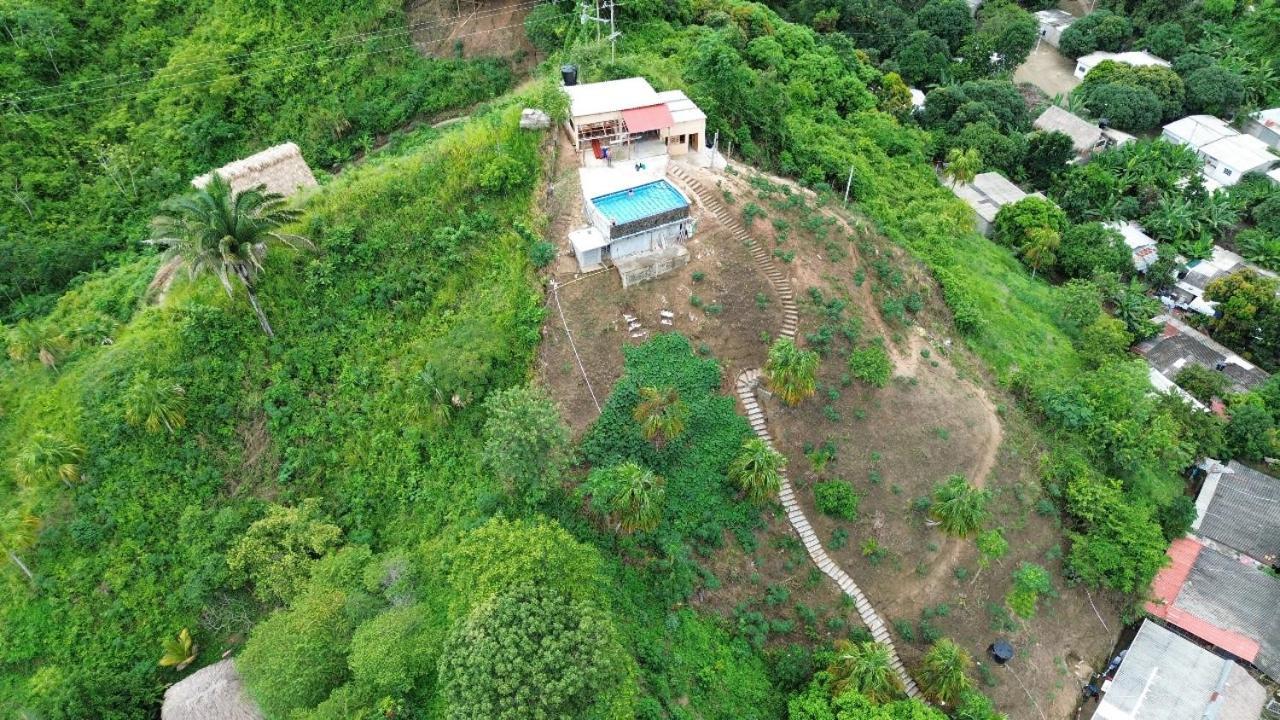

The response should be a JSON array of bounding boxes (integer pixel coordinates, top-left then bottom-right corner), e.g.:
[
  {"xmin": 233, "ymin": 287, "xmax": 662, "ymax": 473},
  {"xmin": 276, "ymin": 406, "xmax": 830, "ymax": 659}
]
[
  {"xmin": 621, "ymin": 104, "xmax": 674, "ymax": 133},
  {"xmin": 1146, "ymin": 537, "xmax": 1264, "ymax": 663}
]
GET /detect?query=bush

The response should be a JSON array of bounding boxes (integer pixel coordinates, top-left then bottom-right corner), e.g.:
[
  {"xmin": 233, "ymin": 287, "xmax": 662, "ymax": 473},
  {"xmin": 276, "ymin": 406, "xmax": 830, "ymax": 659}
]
[
  {"xmin": 848, "ymin": 343, "xmax": 892, "ymax": 388},
  {"xmin": 1006, "ymin": 562, "xmax": 1053, "ymax": 619},
  {"xmin": 481, "ymin": 385, "xmax": 573, "ymax": 505},
  {"xmin": 1174, "ymin": 364, "xmax": 1230, "ymax": 403},
  {"xmin": 226, "ymin": 499, "xmax": 343, "ymax": 605},
  {"xmin": 438, "ymin": 583, "xmax": 628, "ymax": 720},
  {"xmin": 930, "ymin": 475, "xmax": 991, "ymax": 537},
  {"xmin": 814, "ymin": 480, "xmax": 860, "ymax": 520}
]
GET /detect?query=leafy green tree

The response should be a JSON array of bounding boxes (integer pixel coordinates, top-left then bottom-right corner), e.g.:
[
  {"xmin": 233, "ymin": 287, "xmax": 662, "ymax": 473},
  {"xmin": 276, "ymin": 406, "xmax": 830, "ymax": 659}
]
[
  {"xmin": 827, "ymin": 640, "xmax": 903, "ymax": 703},
  {"xmin": 765, "ymin": 337, "xmax": 819, "ymax": 406},
  {"xmin": 943, "ymin": 147, "xmax": 983, "ymax": 186},
  {"xmin": 953, "ymin": 122, "xmax": 1027, "ymax": 176},
  {"xmin": 1225, "ymin": 403, "xmax": 1278, "ymax": 460},
  {"xmin": 1185, "ymin": 65, "xmax": 1246, "ymax": 116},
  {"xmin": 12, "ymin": 431, "xmax": 83, "ymax": 490},
  {"xmin": 967, "ymin": 1, "xmax": 1037, "ymax": 73},
  {"xmin": 633, "ymin": 386, "xmax": 688, "ymax": 447},
  {"xmin": 1156, "ymin": 494, "xmax": 1197, "ymax": 542},
  {"xmin": 992, "ymin": 196, "xmax": 1067, "ymax": 252},
  {"xmin": 930, "ymin": 475, "xmax": 991, "ymax": 537},
  {"xmin": 480, "ymin": 384, "xmax": 573, "ymax": 505},
  {"xmin": 1173, "ymin": 364, "xmax": 1230, "ymax": 404},
  {"xmin": 1203, "ymin": 270, "xmax": 1280, "ymax": 371},
  {"xmin": 1058, "ymin": 9, "xmax": 1131, "ymax": 58},
  {"xmin": 121, "ymin": 371, "xmax": 186, "ymax": 434},
  {"xmin": 347, "ymin": 604, "xmax": 435, "ymax": 697},
  {"xmin": 1065, "ymin": 474, "xmax": 1169, "ymax": 595},
  {"xmin": 226, "ymin": 499, "xmax": 343, "ymax": 605},
  {"xmin": 0, "ymin": 505, "xmax": 39, "ymax": 583},
  {"xmin": 877, "ymin": 72, "xmax": 915, "ymax": 116},
  {"xmin": 916, "ymin": 0, "xmax": 975, "ymax": 53},
  {"xmin": 582, "ymin": 462, "xmax": 666, "ymax": 534},
  {"xmin": 1006, "ymin": 562, "xmax": 1054, "ymax": 618},
  {"xmin": 147, "ymin": 175, "xmax": 309, "ymax": 337},
  {"xmin": 1024, "ymin": 131, "xmax": 1075, "ymax": 190},
  {"xmin": 437, "ymin": 582, "xmax": 626, "ymax": 720},
  {"xmin": 1079, "ymin": 83, "xmax": 1163, "ymax": 131},
  {"xmin": 953, "ymin": 689, "xmax": 1008, "ymax": 720},
  {"xmin": 731, "ymin": 437, "xmax": 785, "ymax": 505},
  {"xmin": 1059, "ymin": 279, "xmax": 1103, "ymax": 331},
  {"xmin": 1140, "ymin": 23, "xmax": 1186, "ymax": 59},
  {"xmin": 975, "ymin": 529, "xmax": 1009, "ymax": 570},
  {"xmin": 1111, "ymin": 281, "xmax": 1162, "ymax": 339},
  {"xmin": 894, "ymin": 31, "xmax": 951, "ymax": 87},
  {"xmin": 1057, "ymin": 222, "xmax": 1132, "ymax": 280},
  {"xmin": 1077, "ymin": 315, "xmax": 1133, "ymax": 368},
  {"xmin": 917, "ymin": 638, "xmax": 973, "ymax": 705}
]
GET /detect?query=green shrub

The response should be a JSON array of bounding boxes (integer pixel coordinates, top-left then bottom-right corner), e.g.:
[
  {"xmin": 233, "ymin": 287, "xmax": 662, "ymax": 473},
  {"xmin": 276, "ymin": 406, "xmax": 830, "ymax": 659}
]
[
  {"xmin": 814, "ymin": 479, "xmax": 860, "ymax": 520},
  {"xmin": 1006, "ymin": 562, "xmax": 1054, "ymax": 619},
  {"xmin": 848, "ymin": 343, "xmax": 892, "ymax": 388}
]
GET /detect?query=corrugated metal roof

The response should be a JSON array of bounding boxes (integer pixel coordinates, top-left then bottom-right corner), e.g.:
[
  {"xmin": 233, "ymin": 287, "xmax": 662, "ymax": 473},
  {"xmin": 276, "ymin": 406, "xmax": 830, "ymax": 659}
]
[
  {"xmin": 1197, "ymin": 462, "xmax": 1280, "ymax": 565},
  {"xmin": 655, "ymin": 90, "xmax": 707, "ymax": 125},
  {"xmin": 621, "ymin": 104, "xmax": 674, "ymax": 133},
  {"xmin": 1034, "ymin": 106, "xmax": 1102, "ymax": 153},
  {"xmin": 1092, "ymin": 620, "xmax": 1265, "ymax": 720},
  {"xmin": 565, "ymin": 77, "xmax": 659, "ymax": 118}
]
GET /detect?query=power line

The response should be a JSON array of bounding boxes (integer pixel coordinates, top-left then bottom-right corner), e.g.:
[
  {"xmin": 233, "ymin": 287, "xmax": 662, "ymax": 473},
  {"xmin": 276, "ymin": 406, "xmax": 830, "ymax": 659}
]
[
  {"xmin": 14, "ymin": 0, "xmax": 551, "ymax": 108},
  {"xmin": 21, "ymin": 9, "xmax": 585, "ymax": 115}
]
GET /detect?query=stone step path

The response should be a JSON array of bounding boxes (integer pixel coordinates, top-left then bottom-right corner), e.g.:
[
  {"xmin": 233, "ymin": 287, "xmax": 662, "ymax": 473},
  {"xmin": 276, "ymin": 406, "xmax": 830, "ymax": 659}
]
[
  {"xmin": 735, "ymin": 369, "xmax": 921, "ymax": 698},
  {"xmin": 667, "ymin": 165, "xmax": 798, "ymax": 340}
]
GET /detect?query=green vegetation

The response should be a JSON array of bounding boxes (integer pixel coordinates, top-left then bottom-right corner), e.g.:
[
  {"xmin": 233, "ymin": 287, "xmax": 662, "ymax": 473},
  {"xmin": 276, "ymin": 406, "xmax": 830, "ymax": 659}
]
[
  {"xmin": 814, "ymin": 479, "xmax": 860, "ymax": 521},
  {"xmin": 732, "ymin": 438, "xmax": 786, "ymax": 506},
  {"xmin": 765, "ymin": 337, "xmax": 820, "ymax": 405},
  {"xmin": 917, "ymin": 638, "xmax": 973, "ymax": 705},
  {"xmin": 848, "ymin": 343, "xmax": 893, "ymax": 388},
  {"xmin": 930, "ymin": 475, "xmax": 991, "ymax": 538},
  {"xmin": 826, "ymin": 640, "xmax": 903, "ymax": 703},
  {"xmin": 1006, "ymin": 563, "xmax": 1054, "ymax": 619}
]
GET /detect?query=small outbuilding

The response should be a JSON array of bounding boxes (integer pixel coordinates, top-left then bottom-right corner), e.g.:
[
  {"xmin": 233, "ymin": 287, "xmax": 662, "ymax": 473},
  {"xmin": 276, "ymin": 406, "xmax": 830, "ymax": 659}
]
[
  {"xmin": 1104, "ymin": 221, "xmax": 1158, "ymax": 272},
  {"xmin": 1034, "ymin": 105, "xmax": 1103, "ymax": 158},
  {"xmin": 161, "ymin": 659, "xmax": 264, "ymax": 720},
  {"xmin": 1091, "ymin": 620, "xmax": 1266, "ymax": 720},
  {"xmin": 1243, "ymin": 107, "xmax": 1280, "ymax": 150},
  {"xmin": 192, "ymin": 142, "xmax": 318, "ymax": 198},
  {"xmin": 1034, "ymin": 9, "xmax": 1076, "ymax": 48},
  {"xmin": 1073, "ymin": 50, "xmax": 1169, "ymax": 79},
  {"xmin": 1165, "ymin": 245, "xmax": 1280, "ymax": 315},
  {"xmin": 1136, "ymin": 314, "xmax": 1270, "ymax": 394},
  {"xmin": 950, "ymin": 172, "xmax": 1029, "ymax": 236}
]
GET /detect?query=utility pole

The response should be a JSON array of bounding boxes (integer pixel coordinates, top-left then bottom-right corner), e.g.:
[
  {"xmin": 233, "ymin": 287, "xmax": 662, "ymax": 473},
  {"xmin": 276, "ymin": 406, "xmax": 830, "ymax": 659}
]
[{"xmin": 843, "ymin": 165, "xmax": 854, "ymax": 205}]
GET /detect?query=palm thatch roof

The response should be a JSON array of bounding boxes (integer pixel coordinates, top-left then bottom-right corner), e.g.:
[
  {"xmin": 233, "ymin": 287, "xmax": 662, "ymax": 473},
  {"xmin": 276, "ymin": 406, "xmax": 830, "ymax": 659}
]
[
  {"xmin": 161, "ymin": 659, "xmax": 263, "ymax": 720},
  {"xmin": 192, "ymin": 142, "xmax": 318, "ymax": 198}
]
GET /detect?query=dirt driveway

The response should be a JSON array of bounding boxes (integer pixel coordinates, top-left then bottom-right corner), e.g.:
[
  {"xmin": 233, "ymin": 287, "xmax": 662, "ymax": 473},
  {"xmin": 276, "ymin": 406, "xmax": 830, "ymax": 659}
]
[{"xmin": 1015, "ymin": 43, "xmax": 1081, "ymax": 99}]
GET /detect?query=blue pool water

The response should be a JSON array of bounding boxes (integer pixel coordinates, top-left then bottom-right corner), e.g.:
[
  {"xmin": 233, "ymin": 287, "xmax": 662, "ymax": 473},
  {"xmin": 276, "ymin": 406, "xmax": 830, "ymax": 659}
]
[{"xmin": 591, "ymin": 180, "xmax": 688, "ymax": 225}]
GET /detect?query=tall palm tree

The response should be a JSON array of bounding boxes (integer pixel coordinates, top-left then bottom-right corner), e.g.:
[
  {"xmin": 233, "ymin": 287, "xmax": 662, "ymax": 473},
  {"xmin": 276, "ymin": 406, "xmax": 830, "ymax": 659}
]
[
  {"xmin": 929, "ymin": 474, "xmax": 990, "ymax": 538},
  {"xmin": 122, "ymin": 371, "xmax": 187, "ymax": 434},
  {"xmin": 633, "ymin": 386, "xmax": 688, "ymax": 447},
  {"xmin": 608, "ymin": 462, "xmax": 665, "ymax": 534},
  {"xmin": 147, "ymin": 175, "xmax": 309, "ymax": 337},
  {"xmin": 827, "ymin": 640, "xmax": 903, "ymax": 703},
  {"xmin": 0, "ymin": 506, "xmax": 39, "ymax": 584},
  {"xmin": 764, "ymin": 338, "xmax": 819, "ymax": 406},
  {"xmin": 1020, "ymin": 228, "xmax": 1060, "ymax": 279},
  {"xmin": 730, "ymin": 437, "xmax": 785, "ymax": 505},
  {"xmin": 13, "ymin": 431, "xmax": 84, "ymax": 490},
  {"xmin": 917, "ymin": 638, "xmax": 973, "ymax": 705},
  {"xmin": 942, "ymin": 147, "xmax": 982, "ymax": 186}
]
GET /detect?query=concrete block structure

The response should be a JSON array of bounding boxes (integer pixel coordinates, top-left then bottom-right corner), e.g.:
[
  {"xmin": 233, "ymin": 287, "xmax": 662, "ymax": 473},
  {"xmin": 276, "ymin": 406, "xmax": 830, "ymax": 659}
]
[{"xmin": 562, "ymin": 77, "xmax": 706, "ymax": 162}]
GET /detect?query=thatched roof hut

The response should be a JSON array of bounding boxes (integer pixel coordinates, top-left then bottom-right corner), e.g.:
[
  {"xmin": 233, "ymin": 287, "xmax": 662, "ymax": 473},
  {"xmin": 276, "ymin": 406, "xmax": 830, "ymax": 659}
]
[
  {"xmin": 161, "ymin": 659, "xmax": 263, "ymax": 720},
  {"xmin": 192, "ymin": 142, "xmax": 318, "ymax": 198}
]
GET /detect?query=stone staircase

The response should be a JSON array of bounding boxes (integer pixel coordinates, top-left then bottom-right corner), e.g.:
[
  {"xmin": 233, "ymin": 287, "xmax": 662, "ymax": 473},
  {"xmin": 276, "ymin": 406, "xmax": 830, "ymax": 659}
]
[
  {"xmin": 736, "ymin": 370, "xmax": 921, "ymax": 698},
  {"xmin": 668, "ymin": 161, "xmax": 919, "ymax": 698},
  {"xmin": 667, "ymin": 165, "xmax": 798, "ymax": 340}
]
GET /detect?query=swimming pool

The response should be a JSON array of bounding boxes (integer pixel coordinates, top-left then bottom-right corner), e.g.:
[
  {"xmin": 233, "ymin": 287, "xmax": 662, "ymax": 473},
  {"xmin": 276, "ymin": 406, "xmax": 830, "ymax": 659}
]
[{"xmin": 590, "ymin": 180, "xmax": 688, "ymax": 226}]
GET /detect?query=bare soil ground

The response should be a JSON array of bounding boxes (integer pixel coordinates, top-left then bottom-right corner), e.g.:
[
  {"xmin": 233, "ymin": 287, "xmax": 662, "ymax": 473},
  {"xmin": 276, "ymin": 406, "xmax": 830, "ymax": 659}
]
[
  {"xmin": 535, "ymin": 147, "xmax": 1121, "ymax": 718},
  {"xmin": 405, "ymin": 0, "xmax": 539, "ymax": 70},
  {"xmin": 1014, "ymin": 43, "xmax": 1081, "ymax": 99}
]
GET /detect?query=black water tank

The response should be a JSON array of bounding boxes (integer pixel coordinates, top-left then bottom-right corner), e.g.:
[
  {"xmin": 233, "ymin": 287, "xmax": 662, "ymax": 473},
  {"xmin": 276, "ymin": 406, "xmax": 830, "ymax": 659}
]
[
  {"xmin": 561, "ymin": 64, "xmax": 579, "ymax": 86},
  {"xmin": 989, "ymin": 640, "xmax": 1015, "ymax": 665}
]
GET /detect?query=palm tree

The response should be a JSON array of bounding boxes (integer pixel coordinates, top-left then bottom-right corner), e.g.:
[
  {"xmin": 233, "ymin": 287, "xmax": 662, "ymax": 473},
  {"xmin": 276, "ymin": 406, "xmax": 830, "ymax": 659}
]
[
  {"xmin": 0, "ymin": 506, "xmax": 39, "ymax": 584},
  {"xmin": 730, "ymin": 437, "xmax": 785, "ymax": 505},
  {"xmin": 917, "ymin": 638, "xmax": 973, "ymax": 705},
  {"xmin": 158, "ymin": 628, "xmax": 197, "ymax": 670},
  {"xmin": 764, "ymin": 338, "xmax": 819, "ymax": 406},
  {"xmin": 13, "ymin": 431, "xmax": 84, "ymax": 490},
  {"xmin": 122, "ymin": 371, "xmax": 187, "ymax": 434},
  {"xmin": 929, "ymin": 475, "xmax": 990, "ymax": 537},
  {"xmin": 609, "ymin": 462, "xmax": 665, "ymax": 533},
  {"xmin": 6, "ymin": 319, "xmax": 63, "ymax": 369},
  {"xmin": 1020, "ymin": 227, "xmax": 1060, "ymax": 279},
  {"xmin": 633, "ymin": 386, "xmax": 688, "ymax": 446},
  {"xmin": 942, "ymin": 147, "xmax": 982, "ymax": 186},
  {"xmin": 147, "ymin": 174, "xmax": 309, "ymax": 337},
  {"xmin": 827, "ymin": 639, "xmax": 903, "ymax": 703}
]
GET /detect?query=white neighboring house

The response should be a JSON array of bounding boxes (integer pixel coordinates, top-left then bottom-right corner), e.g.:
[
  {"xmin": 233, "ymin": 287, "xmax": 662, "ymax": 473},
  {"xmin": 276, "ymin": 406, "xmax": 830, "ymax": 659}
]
[
  {"xmin": 1162, "ymin": 115, "xmax": 1279, "ymax": 187},
  {"xmin": 1034, "ymin": 9, "xmax": 1076, "ymax": 48},
  {"xmin": 1167, "ymin": 245, "xmax": 1280, "ymax": 316},
  {"xmin": 950, "ymin": 172, "xmax": 1038, "ymax": 236},
  {"xmin": 1104, "ymin": 221, "xmax": 1158, "ymax": 272},
  {"xmin": 1243, "ymin": 107, "xmax": 1280, "ymax": 149},
  {"xmin": 966, "ymin": 0, "xmax": 983, "ymax": 16},
  {"xmin": 1073, "ymin": 50, "xmax": 1169, "ymax": 79},
  {"xmin": 909, "ymin": 88, "xmax": 927, "ymax": 112}
]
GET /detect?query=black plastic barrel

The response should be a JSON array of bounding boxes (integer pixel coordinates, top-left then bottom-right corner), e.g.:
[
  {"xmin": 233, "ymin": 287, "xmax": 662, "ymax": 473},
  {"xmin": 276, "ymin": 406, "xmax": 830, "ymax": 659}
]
[{"xmin": 561, "ymin": 64, "xmax": 579, "ymax": 86}]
